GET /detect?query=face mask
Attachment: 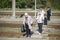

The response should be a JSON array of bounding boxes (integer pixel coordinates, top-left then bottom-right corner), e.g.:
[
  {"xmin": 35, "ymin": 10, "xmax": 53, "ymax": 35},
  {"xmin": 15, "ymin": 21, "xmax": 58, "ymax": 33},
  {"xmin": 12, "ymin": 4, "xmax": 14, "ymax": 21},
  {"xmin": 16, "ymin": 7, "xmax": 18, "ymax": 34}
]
[{"xmin": 25, "ymin": 16, "xmax": 28, "ymax": 18}]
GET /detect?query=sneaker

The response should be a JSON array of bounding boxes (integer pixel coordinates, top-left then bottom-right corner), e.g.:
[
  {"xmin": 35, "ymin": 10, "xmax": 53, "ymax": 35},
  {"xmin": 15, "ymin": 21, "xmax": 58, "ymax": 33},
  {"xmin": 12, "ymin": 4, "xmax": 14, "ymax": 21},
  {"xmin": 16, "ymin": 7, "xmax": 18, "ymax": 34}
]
[
  {"xmin": 36, "ymin": 31, "xmax": 39, "ymax": 33},
  {"xmin": 39, "ymin": 33, "xmax": 41, "ymax": 35}
]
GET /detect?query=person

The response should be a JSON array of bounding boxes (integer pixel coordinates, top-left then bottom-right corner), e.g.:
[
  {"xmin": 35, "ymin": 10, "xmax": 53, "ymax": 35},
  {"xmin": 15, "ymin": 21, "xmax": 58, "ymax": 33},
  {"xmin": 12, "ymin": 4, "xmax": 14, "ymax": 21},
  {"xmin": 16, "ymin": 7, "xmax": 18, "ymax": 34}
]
[
  {"xmin": 23, "ymin": 13, "xmax": 33, "ymax": 37},
  {"xmin": 36, "ymin": 8, "xmax": 45, "ymax": 34},
  {"xmin": 47, "ymin": 7, "xmax": 51, "ymax": 21}
]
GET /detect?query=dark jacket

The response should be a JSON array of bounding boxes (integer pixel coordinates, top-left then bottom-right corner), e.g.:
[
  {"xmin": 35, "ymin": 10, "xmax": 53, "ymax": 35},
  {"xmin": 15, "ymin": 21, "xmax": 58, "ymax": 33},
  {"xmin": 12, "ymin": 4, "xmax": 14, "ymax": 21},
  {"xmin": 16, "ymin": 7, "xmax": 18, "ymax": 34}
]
[{"xmin": 47, "ymin": 8, "xmax": 51, "ymax": 16}]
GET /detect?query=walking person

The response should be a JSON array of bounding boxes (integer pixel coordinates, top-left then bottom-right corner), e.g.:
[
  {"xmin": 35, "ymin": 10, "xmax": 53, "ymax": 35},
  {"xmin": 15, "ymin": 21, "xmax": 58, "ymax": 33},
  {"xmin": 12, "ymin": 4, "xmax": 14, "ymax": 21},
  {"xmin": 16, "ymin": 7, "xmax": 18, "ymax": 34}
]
[
  {"xmin": 36, "ymin": 8, "xmax": 45, "ymax": 35},
  {"xmin": 47, "ymin": 7, "xmax": 51, "ymax": 21},
  {"xmin": 23, "ymin": 13, "xmax": 33, "ymax": 37}
]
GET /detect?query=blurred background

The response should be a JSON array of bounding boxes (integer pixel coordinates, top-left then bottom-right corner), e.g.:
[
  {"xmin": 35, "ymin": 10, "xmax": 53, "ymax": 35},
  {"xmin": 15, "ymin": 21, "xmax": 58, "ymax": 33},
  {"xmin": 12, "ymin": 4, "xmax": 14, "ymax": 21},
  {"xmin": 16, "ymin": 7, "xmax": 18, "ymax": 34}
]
[{"xmin": 0, "ymin": 0, "xmax": 60, "ymax": 10}]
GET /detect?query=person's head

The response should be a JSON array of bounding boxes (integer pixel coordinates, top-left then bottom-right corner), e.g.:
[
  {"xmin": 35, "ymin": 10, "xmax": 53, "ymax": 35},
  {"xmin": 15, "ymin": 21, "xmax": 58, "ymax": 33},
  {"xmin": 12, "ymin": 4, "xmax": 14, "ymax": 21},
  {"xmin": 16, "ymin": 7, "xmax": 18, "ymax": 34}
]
[
  {"xmin": 38, "ymin": 12, "xmax": 41, "ymax": 16},
  {"xmin": 40, "ymin": 8, "xmax": 43, "ymax": 11},
  {"xmin": 47, "ymin": 7, "xmax": 51, "ymax": 10},
  {"xmin": 47, "ymin": 7, "xmax": 51, "ymax": 9},
  {"xmin": 25, "ymin": 12, "xmax": 28, "ymax": 18},
  {"xmin": 39, "ymin": 8, "xmax": 44, "ymax": 12},
  {"xmin": 47, "ymin": 7, "xmax": 50, "ymax": 8}
]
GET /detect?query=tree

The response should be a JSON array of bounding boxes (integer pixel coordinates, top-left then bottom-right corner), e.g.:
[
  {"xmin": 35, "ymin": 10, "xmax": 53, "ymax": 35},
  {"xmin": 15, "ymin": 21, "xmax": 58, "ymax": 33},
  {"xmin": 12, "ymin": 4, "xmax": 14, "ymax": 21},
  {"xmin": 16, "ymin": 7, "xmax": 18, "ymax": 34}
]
[
  {"xmin": 51, "ymin": 0, "xmax": 60, "ymax": 10},
  {"xmin": 0, "ymin": 0, "xmax": 12, "ymax": 8}
]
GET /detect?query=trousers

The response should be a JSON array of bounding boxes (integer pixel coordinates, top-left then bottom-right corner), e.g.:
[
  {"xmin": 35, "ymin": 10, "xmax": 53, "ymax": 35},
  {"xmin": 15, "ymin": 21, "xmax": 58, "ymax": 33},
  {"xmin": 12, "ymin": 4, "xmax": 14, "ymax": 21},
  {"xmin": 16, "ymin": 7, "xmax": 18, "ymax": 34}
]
[{"xmin": 38, "ymin": 23, "xmax": 43, "ymax": 33}]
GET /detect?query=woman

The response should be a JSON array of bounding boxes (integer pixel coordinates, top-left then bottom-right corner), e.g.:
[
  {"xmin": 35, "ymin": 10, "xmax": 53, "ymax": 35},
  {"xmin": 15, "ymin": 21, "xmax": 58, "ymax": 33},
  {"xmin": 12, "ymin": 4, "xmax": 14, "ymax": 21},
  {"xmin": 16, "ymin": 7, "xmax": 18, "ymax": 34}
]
[
  {"xmin": 23, "ymin": 13, "xmax": 33, "ymax": 37},
  {"xmin": 36, "ymin": 9, "xmax": 45, "ymax": 34}
]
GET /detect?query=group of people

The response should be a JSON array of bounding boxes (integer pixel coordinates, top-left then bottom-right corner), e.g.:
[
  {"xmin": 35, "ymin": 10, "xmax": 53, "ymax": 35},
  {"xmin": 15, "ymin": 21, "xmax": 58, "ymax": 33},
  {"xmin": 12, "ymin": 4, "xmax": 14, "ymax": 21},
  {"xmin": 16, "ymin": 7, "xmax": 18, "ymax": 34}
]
[{"xmin": 21, "ymin": 7, "xmax": 51, "ymax": 37}]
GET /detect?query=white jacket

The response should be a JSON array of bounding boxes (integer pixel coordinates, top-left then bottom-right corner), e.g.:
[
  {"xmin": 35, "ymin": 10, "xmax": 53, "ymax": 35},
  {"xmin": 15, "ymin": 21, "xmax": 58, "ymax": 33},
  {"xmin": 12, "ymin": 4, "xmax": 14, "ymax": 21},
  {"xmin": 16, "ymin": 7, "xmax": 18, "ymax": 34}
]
[
  {"xmin": 36, "ymin": 10, "xmax": 45, "ymax": 23},
  {"xmin": 23, "ymin": 15, "xmax": 33, "ymax": 31}
]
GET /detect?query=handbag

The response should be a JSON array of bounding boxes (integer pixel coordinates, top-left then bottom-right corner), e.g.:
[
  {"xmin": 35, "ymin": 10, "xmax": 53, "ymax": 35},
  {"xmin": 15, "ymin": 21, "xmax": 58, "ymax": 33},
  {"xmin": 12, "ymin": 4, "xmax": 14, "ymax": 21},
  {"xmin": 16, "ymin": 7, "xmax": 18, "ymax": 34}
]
[
  {"xmin": 21, "ymin": 25, "xmax": 26, "ymax": 32},
  {"xmin": 44, "ymin": 17, "xmax": 47, "ymax": 25}
]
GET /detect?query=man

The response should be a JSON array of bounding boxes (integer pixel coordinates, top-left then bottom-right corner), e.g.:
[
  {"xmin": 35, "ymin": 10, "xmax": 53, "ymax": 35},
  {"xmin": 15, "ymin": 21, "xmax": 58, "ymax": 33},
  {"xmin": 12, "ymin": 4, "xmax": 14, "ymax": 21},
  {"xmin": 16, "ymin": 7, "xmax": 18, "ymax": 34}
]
[
  {"xmin": 47, "ymin": 7, "xmax": 51, "ymax": 21},
  {"xmin": 36, "ymin": 9, "xmax": 45, "ymax": 34},
  {"xmin": 23, "ymin": 13, "xmax": 33, "ymax": 37}
]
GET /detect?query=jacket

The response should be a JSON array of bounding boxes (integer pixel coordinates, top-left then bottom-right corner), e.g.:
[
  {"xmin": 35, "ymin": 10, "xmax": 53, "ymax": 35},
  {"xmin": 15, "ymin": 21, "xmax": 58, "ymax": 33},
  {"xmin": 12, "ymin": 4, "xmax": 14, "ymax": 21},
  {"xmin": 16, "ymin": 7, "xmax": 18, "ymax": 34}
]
[
  {"xmin": 36, "ymin": 10, "xmax": 45, "ymax": 23},
  {"xmin": 23, "ymin": 15, "xmax": 33, "ymax": 31}
]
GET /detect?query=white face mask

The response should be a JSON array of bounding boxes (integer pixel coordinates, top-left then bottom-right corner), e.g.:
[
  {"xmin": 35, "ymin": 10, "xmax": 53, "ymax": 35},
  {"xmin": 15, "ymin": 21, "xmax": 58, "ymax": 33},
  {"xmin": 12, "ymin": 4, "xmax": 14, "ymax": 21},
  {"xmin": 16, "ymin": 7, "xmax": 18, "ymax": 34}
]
[
  {"xmin": 25, "ymin": 16, "xmax": 27, "ymax": 18},
  {"xmin": 25, "ymin": 17, "xmax": 28, "ymax": 18}
]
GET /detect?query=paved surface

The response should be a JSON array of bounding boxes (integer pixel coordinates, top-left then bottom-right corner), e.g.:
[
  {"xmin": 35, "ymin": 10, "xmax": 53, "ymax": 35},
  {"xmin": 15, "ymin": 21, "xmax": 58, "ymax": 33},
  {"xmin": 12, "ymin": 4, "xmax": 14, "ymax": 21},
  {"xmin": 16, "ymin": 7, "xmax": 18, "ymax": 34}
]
[{"xmin": 0, "ymin": 37, "xmax": 49, "ymax": 40}]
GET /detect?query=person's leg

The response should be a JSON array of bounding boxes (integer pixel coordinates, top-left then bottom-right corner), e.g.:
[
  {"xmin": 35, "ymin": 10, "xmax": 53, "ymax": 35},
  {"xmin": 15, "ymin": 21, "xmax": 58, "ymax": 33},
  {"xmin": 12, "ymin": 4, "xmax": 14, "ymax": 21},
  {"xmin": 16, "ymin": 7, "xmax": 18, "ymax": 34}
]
[
  {"xmin": 28, "ymin": 24, "xmax": 33, "ymax": 37},
  {"xmin": 26, "ymin": 29, "xmax": 29, "ymax": 37},
  {"xmin": 41, "ymin": 23, "xmax": 43, "ymax": 33},
  {"xmin": 26, "ymin": 24, "xmax": 32, "ymax": 37},
  {"xmin": 38, "ymin": 23, "xmax": 43, "ymax": 33},
  {"xmin": 38, "ymin": 23, "xmax": 41, "ymax": 33},
  {"xmin": 25, "ymin": 23, "xmax": 29, "ymax": 37},
  {"xmin": 38, "ymin": 23, "xmax": 40, "ymax": 32},
  {"xmin": 47, "ymin": 15, "xmax": 49, "ymax": 20},
  {"xmin": 28, "ymin": 29, "xmax": 32, "ymax": 37}
]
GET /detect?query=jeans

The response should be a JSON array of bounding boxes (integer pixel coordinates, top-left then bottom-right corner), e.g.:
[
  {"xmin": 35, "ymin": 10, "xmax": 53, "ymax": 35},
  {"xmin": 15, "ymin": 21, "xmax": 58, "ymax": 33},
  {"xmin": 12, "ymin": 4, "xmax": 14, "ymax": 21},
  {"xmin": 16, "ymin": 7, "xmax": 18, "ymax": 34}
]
[
  {"xmin": 38, "ymin": 23, "xmax": 43, "ymax": 33},
  {"xmin": 25, "ymin": 23, "xmax": 31, "ymax": 37}
]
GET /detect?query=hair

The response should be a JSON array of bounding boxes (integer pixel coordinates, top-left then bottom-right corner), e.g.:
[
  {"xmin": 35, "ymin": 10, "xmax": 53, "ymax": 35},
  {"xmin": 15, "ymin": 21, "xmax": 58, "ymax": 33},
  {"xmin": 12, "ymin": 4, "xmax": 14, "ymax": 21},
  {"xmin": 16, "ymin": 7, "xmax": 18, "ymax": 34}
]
[
  {"xmin": 47, "ymin": 7, "xmax": 50, "ymax": 8},
  {"xmin": 20, "ymin": 14, "xmax": 24, "ymax": 17}
]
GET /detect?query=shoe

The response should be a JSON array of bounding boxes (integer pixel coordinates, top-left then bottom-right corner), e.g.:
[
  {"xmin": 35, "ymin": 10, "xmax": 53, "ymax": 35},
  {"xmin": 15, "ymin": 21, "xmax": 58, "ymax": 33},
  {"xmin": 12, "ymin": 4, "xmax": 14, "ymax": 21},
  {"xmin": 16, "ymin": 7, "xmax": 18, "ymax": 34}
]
[
  {"xmin": 23, "ymin": 33, "xmax": 26, "ymax": 36},
  {"xmin": 26, "ymin": 35, "xmax": 28, "ymax": 37},
  {"xmin": 29, "ymin": 35, "xmax": 31, "ymax": 37},
  {"xmin": 39, "ymin": 33, "xmax": 41, "ymax": 35},
  {"xmin": 36, "ymin": 31, "xmax": 39, "ymax": 33}
]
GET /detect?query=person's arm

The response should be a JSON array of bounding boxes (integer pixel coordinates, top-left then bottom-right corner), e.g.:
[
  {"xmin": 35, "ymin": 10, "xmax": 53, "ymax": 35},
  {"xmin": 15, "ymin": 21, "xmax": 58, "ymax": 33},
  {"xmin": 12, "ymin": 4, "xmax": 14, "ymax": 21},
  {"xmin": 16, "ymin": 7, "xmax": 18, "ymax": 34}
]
[
  {"xmin": 36, "ymin": 12, "xmax": 39, "ymax": 20},
  {"xmin": 42, "ymin": 15, "xmax": 44, "ymax": 21},
  {"xmin": 43, "ymin": 16, "xmax": 44, "ymax": 21},
  {"xmin": 30, "ymin": 17, "xmax": 33, "ymax": 24},
  {"xmin": 36, "ymin": 16, "xmax": 38, "ymax": 21},
  {"xmin": 28, "ymin": 17, "xmax": 32, "ymax": 29}
]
